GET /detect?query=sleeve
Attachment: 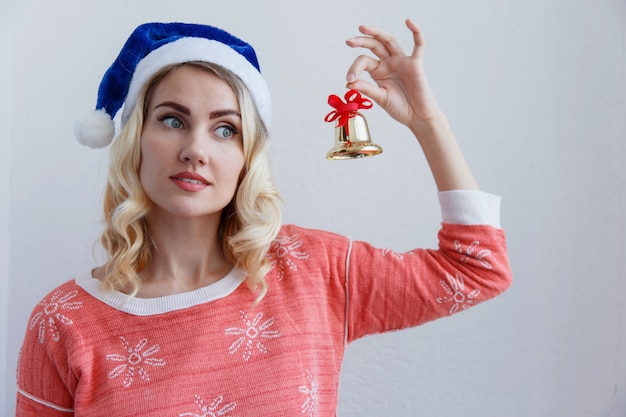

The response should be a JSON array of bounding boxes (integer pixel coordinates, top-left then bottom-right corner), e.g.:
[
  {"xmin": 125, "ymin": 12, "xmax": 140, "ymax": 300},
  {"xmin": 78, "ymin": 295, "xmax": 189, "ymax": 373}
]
[
  {"xmin": 16, "ymin": 285, "xmax": 78, "ymax": 416},
  {"xmin": 345, "ymin": 190, "xmax": 513, "ymax": 342}
]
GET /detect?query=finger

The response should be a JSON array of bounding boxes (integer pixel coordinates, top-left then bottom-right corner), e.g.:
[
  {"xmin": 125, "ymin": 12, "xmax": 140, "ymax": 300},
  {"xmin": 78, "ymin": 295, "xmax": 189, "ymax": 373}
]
[
  {"xmin": 344, "ymin": 55, "xmax": 386, "ymax": 104},
  {"xmin": 345, "ymin": 54, "xmax": 379, "ymax": 84},
  {"xmin": 346, "ymin": 35, "xmax": 390, "ymax": 60},
  {"xmin": 405, "ymin": 18, "xmax": 425, "ymax": 59},
  {"xmin": 345, "ymin": 78, "xmax": 383, "ymax": 105},
  {"xmin": 356, "ymin": 24, "xmax": 405, "ymax": 56}
]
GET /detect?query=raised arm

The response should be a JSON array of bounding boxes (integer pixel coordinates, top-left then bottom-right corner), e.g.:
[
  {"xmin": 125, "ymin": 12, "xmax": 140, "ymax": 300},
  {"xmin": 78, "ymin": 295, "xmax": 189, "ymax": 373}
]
[{"xmin": 345, "ymin": 19, "xmax": 478, "ymax": 192}]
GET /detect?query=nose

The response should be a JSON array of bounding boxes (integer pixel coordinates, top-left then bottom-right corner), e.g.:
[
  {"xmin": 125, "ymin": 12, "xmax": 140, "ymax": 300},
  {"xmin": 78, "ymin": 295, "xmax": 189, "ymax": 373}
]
[{"xmin": 179, "ymin": 129, "xmax": 209, "ymax": 165}]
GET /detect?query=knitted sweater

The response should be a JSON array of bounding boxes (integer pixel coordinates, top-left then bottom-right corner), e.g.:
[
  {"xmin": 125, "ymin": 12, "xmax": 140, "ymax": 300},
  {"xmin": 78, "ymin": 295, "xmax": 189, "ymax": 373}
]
[{"xmin": 16, "ymin": 191, "xmax": 512, "ymax": 416}]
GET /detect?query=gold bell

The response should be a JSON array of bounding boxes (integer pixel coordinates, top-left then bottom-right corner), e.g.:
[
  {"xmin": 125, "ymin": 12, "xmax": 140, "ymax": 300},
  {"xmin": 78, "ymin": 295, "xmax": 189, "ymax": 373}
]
[
  {"xmin": 324, "ymin": 89, "xmax": 382, "ymax": 160},
  {"xmin": 326, "ymin": 112, "xmax": 383, "ymax": 160}
]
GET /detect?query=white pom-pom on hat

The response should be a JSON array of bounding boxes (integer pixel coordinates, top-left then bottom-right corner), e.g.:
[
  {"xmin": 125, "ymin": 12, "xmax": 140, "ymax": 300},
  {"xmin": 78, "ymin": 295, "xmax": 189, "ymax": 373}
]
[{"xmin": 74, "ymin": 109, "xmax": 116, "ymax": 149}]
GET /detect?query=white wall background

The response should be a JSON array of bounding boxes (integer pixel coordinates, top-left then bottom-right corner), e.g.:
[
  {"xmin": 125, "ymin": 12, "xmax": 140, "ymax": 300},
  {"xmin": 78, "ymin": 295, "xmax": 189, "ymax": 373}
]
[
  {"xmin": 1, "ymin": 0, "xmax": 12, "ymax": 412},
  {"xmin": 3, "ymin": 0, "xmax": 625, "ymax": 415}
]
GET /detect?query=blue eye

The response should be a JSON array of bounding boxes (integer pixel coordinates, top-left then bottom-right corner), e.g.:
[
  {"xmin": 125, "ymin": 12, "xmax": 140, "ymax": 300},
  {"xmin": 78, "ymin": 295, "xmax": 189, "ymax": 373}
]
[
  {"xmin": 215, "ymin": 125, "xmax": 237, "ymax": 139},
  {"xmin": 160, "ymin": 116, "xmax": 184, "ymax": 129}
]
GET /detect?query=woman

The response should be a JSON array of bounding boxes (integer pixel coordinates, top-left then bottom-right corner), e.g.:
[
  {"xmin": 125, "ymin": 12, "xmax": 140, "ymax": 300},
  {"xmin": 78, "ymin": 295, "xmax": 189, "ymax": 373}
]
[{"xmin": 16, "ymin": 20, "xmax": 512, "ymax": 416}]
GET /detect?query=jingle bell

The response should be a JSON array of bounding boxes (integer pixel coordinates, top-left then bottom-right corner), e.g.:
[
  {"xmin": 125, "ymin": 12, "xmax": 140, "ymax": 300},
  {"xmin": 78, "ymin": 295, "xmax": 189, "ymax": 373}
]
[
  {"xmin": 326, "ymin": 112, "xmax": 382, "ymax": 160},
  {"xmin": 324, "ymin": 89, "xmax": 383, "ymax": 160}
]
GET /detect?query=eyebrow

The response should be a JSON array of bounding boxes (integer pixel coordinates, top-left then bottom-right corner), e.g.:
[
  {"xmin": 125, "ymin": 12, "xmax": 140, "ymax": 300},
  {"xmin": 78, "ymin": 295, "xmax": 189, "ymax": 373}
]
[
  {"xmin": 154, "ymin": 102, "xmax": 241, "ymax": 119},
  {"xmin": 209, "ymin": 109, "xmax": 241, "ymax": 119}
]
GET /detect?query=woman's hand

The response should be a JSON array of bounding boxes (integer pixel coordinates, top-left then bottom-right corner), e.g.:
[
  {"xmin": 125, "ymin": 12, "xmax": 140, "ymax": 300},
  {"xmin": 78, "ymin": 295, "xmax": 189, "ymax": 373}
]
[
  {"xmin": 346, "ymin": 19, "xmax": 479, "ymax": 191},
  {"xmin": 345, "ymin": 19, "xmax": 441, "ymax": 130}
]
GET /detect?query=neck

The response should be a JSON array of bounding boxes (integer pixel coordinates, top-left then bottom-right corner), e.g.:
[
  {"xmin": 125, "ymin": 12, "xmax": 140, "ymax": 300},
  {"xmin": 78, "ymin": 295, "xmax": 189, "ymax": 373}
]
[{"xmin": 138, "ymin": 211, "xmax": 232, "ymax": 297}]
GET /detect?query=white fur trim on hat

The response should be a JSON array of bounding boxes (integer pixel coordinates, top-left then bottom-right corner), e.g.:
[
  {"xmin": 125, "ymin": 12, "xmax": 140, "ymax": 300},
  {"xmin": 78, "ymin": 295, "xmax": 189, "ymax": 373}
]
[{"xmin": 121, "ymin": 37, "xmax": 272, "ymax": 130}]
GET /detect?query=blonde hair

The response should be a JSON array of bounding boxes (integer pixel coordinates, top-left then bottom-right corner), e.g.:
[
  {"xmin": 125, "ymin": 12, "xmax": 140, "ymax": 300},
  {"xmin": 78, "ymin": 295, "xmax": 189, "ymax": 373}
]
[{"xmin": 99, "ymin": 62, "xmax": 282, "ymax": 301}]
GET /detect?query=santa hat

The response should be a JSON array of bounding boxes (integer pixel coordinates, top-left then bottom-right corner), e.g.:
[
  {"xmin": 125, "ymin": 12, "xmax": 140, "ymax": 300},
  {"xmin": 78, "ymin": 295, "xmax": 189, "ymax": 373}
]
[{"xmin": 74, "ymin": 22, "xmax": 271, "ymax": 148}]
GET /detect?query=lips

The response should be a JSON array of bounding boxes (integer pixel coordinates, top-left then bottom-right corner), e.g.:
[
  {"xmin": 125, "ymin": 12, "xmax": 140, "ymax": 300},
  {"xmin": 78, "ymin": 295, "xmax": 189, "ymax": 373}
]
[{"xmin": 170, "ymin": 171, "xmax": 210, "ymax": 192}]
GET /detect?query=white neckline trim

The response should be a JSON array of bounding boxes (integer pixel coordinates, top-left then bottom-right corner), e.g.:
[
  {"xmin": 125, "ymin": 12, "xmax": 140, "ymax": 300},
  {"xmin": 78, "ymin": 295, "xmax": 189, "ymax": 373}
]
[{"xmin": 75, "ymin": 268, "xmax": 246, "ymax": 316}]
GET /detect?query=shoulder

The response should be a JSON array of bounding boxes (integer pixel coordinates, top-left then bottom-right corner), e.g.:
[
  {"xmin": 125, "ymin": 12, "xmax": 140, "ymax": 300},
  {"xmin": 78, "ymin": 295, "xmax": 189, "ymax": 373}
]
[
  {"xmin": 30, "ymin": 279, "xmax": 86, "ymax": 312},
  {"xmin": 25, "ymin": 276, "xmax": 102, "ymax": 336},
  {"xmin": 21, "ymin": 278, "xmax": 90, "ymax": 349},
  {"xmin": 267, "ymin": 224, "xmax": 352, "ymax": 279},
  {"xmin": 278, "ymin": 224, "xmax": 348, "ymax": 242},
  {"xmin": 276, "ymin": 224, "xmax": 350, "ymax": 252}
]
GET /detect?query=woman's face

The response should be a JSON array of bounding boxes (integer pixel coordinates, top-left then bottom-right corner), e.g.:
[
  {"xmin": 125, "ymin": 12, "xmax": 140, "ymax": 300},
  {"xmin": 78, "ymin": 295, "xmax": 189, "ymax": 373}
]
[{"xmin": 139, "ymin": 65, "xmax": 245, "ymax": 222}]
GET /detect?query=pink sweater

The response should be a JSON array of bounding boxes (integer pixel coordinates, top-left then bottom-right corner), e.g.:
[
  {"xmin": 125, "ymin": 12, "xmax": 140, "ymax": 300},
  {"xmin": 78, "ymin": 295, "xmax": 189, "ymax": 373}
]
[{"xmin": 16, "ymin": 191, "xmax": 512, "ymax": 416}]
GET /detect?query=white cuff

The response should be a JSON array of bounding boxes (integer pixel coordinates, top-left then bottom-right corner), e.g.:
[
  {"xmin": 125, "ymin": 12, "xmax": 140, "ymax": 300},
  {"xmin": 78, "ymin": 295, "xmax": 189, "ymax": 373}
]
[{"xmin": 438, "ymin": 190, "xmax": 502, "ymax": 228}]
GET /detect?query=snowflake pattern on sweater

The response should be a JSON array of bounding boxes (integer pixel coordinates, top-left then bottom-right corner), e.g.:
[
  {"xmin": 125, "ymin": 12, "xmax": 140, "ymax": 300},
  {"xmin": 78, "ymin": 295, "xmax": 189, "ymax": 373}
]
[
  {"xmin": 179, "ymin": 394, "xmax": 237, "ymax": 417},
  {"xmin": 454, "ymin": 239, "xmax": 493, "ymax": 269},
  {"xmin": 29, "ymin": 289, "xmax": 83, "ymax": 344},
  {"xmin": 106, "ymin": 336, "xmax": 167, "ymax": 388},
  {"xmin": 225, "ymin": 310, "xmax": 281, "ymax": 361},
  {"xmin": 267, "ymin": 234, "xmax": 310, "ymax": 280},
  {"xmin": 436, "ymin": 273, "xmax": 481, "ymax": 314},
  {"xmin": 299, "ymin": 369, "xmax": 319, "ymax": 417},
  {"xmin": 16, "ymin": 193, "xmax": 512, "ymax": 417}
]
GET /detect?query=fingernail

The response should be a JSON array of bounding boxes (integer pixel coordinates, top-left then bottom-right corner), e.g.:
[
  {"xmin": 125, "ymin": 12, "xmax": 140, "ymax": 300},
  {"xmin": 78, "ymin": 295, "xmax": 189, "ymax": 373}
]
[{"xmin": 347, "ymin": 73, "xmax": 356, "ymax": 83}]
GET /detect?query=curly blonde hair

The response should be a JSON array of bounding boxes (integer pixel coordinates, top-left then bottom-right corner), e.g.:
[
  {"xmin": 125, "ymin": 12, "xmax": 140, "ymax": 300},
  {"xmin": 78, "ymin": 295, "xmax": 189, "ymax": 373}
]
[{"xmin": 99, "ymin": 62, "xmax": 282, "ymax": 302}]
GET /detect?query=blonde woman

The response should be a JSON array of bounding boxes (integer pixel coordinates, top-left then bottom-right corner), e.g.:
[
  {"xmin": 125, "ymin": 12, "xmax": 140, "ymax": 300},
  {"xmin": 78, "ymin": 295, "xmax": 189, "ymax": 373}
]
[{"xmin": 16, "ymin": 20, "xmax": 512, "ymax": 416}]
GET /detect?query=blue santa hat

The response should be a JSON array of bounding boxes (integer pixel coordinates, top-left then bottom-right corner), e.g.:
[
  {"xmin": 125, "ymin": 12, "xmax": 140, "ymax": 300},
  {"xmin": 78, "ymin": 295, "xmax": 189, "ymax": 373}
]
[{"xmin": 74, "ymin": 22, "xmax": 271, "ymax": 148}]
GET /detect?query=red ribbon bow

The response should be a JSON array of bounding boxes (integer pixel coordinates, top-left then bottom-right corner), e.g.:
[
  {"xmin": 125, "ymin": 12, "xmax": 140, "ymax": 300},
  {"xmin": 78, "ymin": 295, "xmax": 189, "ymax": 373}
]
[{"xmin": 324, "ymin": 89, "xmax": 373, "ymax": 127}]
